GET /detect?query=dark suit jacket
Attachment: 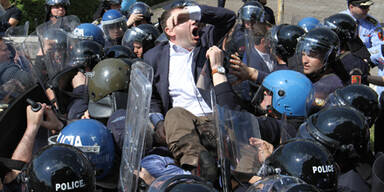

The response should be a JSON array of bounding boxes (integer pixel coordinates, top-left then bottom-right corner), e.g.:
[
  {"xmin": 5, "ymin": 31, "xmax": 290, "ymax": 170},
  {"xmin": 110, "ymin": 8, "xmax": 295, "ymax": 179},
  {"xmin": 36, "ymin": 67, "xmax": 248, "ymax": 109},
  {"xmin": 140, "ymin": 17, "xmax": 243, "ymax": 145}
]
[{"xmin": 144, "ymin": 5, "xmax": 236, "ymax": 116}]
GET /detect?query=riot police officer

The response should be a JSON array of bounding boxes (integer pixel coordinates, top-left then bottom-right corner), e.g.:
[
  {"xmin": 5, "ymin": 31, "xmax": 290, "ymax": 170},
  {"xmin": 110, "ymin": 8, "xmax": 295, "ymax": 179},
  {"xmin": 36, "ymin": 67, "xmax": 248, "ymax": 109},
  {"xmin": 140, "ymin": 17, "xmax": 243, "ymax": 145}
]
[
  {"xmin": 295, "ymin": 27, "xmax": 347, "ymax": 109},
  {"xmin": 122, "ymin": 23, "xmax": 160, "ymax": 58},
  {"xmin": 297, "ymin": 106, "xmax": 372, "ymax": 191},
  {"xmin": 126, "ymin": 2, "xmax": 152, "ymax": 28},
  {"xmin": 258, "ymin": 139, "xmax": 339, "ymax": 191},
  {"xmin": 324, "ymin": 13, "xmax": 371, "ymax": 85},
  {"xmin": 23, "ymin": 144, "xmax": 96, "ymax": 192},
  {"xmin": 340, "ymin": 0, "xmax": 384, "ymax": 93},
  {"xmin": 101, "ymin": 9, "xmax": 128, "ymax": 47},
  {"xmin": 44, "ymin": 0, "xmax": 70, "ymax": 22},
  {"xmin": 92, "ymin": 0, "xmax": 122, "ymax": 25}
]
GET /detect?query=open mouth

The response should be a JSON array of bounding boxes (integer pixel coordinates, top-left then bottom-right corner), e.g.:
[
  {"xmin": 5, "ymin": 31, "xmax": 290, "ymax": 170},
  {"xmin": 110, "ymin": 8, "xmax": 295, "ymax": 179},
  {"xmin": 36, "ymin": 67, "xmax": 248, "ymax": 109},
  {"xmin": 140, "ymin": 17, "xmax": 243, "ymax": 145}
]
[{"xmin": 192, "ymin": 27, "xmax": 200, "ymax": 40}]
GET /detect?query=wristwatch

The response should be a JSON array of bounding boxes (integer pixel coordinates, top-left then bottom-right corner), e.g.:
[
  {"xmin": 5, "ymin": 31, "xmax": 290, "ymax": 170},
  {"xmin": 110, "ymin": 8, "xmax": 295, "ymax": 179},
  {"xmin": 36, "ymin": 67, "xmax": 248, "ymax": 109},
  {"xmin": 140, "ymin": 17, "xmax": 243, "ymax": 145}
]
[{"xmin": 212, "ymin": 66, "xmax": 226, "ymax": 75}]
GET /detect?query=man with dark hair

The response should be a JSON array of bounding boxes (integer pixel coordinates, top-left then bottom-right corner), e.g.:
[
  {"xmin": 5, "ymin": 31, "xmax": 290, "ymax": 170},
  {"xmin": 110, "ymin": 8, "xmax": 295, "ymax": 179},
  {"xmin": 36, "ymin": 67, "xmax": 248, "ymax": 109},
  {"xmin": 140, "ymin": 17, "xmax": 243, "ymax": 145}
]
[{"xmin": 144, "ymin": 3, "xmax": 235, "ymax": 176}]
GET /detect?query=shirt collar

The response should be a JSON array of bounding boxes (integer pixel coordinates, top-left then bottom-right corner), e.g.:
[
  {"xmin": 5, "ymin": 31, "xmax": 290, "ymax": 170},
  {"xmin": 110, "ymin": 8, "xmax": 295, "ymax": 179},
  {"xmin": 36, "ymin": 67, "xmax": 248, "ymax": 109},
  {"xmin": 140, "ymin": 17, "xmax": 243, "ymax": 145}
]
[{"xmin": 169, "ymin": 41, "xmax": 195, "ymax": 55}]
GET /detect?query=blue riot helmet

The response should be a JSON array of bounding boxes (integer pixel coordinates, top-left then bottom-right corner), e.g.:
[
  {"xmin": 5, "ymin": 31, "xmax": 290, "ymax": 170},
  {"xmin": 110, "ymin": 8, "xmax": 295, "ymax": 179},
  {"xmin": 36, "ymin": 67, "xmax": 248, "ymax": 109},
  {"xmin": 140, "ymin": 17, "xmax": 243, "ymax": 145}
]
[
  {"xmin": 127, "ymin": 2, "xmax": 152, "ymax": 23},
  {"xmin": 23, "ymin": 144, "xmax": 96, "ymax": 192},
  {"xmin": 252, "ymin": 70, "xmax": 314, "ymax": 118},
  {"xmin": 122, "ymin": 24, "xmax": 160, "ymax": 57},
  {"xmin": 73, "ymin": 23, "xmax": 106, "ymax": 46},
  {"xmin": 295, "ymin": 27, "xmax": 340, "ymax": 74},
  {"xmin": 298, "ymin": 17, "xmax": 321, "ymax": 32},
  {"xmin": 56, "ymin": 119, "xmax": 115, "ymax": 180},
  {"xmin": 101, "ymin": 9, "xmax": 127, "ymax": 46},
  {"xmin": 121, "ymin": 0, "xmax": 136, "ymax": 13}
]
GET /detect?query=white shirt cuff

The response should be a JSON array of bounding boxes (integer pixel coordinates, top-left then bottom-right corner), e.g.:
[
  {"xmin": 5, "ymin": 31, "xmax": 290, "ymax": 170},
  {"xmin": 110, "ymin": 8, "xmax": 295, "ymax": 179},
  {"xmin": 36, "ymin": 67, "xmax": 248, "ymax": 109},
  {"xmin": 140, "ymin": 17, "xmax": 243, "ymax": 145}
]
[{"xmin": 187, "ymin": 5, "xmax": 201, "ymax": 21}]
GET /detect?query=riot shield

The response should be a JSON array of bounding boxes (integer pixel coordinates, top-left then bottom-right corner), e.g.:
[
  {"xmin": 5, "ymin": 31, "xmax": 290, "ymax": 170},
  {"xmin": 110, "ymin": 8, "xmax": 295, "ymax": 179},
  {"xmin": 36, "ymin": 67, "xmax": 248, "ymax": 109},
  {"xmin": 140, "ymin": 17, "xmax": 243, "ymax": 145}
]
[
  {"xmin": 118, "ymin": 61, "xmax": 153, "ymax": 192},
  {"xmin": 215, "ymin": 105, "xmax": 261, "ymax": 191},
  {"xmin": 4, "ymin": 21, "xmax": 29, "ymax": 37},
  {"xmin": 0, "ymin": 39, "xmax": 49, "ymax": 157},
  {"xmin": 221, "ymin": 23, "xmax": 257, "ymax": 103},
  {"xmin": 35, "ymin": 15, "xmax": 80, "ymax": 35}
]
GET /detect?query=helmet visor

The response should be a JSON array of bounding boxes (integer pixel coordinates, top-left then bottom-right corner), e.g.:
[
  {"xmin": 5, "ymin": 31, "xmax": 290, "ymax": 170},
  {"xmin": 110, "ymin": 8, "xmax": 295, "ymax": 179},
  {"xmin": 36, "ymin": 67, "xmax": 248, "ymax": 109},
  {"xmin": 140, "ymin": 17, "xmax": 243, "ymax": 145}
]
[
  {"xmin": 102, "ymin": 19, "xmax": 127, "ymax": 41},
  {"xmin": 239, "ymin": 5, "xmax": 265, "ymax": 23},
  {"xmin": 122, "ymin": 27, "xmax": 147, "ymax": 48},
  {"xmin": 296, "ymin": 37, "xmax": 334, "ymax": 67}
]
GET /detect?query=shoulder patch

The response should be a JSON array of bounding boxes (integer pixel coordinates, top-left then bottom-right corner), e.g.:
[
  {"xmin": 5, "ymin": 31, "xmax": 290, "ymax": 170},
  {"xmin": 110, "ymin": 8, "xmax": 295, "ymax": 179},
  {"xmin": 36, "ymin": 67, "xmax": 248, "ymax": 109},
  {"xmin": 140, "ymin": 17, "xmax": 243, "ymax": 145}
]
[{"xmin": 366, "ymin": 16, "xmax": 378, "ymax": 26}]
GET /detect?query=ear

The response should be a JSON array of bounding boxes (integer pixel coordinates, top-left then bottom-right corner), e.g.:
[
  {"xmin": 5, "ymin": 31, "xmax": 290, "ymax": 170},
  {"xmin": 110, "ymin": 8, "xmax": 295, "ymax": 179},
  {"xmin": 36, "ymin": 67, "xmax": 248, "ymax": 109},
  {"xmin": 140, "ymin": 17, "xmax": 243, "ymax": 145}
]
[{"xmin": 164, "ymin": 26, "xmax": 176, "ymax": 39}]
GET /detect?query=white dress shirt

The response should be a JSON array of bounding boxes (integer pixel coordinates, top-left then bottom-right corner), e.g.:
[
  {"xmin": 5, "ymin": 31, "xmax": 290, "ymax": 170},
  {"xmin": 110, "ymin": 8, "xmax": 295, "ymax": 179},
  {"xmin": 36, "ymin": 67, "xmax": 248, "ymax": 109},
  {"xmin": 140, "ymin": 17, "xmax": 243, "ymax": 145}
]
[{"xmin": 168, "ymin": 42, "xmax": 212, "ymax": 116}]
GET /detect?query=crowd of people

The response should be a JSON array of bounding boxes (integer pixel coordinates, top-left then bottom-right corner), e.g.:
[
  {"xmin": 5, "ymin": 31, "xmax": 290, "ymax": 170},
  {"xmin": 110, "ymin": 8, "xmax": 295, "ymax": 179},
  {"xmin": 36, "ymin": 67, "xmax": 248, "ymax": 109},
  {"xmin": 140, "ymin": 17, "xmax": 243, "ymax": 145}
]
[{"xmin": 0, "ymin": 0, "xmax": 384, "ymax": 191}]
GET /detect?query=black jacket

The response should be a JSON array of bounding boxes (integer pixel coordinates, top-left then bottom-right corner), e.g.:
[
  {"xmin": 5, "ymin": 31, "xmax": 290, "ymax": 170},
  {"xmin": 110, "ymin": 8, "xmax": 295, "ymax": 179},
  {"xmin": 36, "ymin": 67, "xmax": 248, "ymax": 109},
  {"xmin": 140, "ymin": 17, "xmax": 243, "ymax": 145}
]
[{"xmin": 143, "ymin": 5, "xmax": 236, "ymax": 116}]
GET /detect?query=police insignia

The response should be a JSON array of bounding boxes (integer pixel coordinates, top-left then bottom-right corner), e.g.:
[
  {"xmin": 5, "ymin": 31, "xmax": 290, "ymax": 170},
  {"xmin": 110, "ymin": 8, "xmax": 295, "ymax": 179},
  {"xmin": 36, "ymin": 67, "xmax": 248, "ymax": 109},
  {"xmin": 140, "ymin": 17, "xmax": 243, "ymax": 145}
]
[
  {"xmin": 351, "ymin": 75, "xmax": 362, "ymax": 84},
  {"xmin": 379, "ymin": 30, "xmax": 384, "ymax": 41}
]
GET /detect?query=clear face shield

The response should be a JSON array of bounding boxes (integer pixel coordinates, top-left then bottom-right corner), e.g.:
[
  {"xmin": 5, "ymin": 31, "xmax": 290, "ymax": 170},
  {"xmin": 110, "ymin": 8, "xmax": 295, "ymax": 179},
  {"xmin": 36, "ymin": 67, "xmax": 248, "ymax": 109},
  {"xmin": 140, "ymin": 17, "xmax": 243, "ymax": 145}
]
[
  {"xmin": 265, "ymin": 25, "xmax": 287, "ymax": 60},
  {"xmin": 103, "ymin": 17, "xmax": 127, "ymax": 42},
  {"xmin": 295, "ymin": 38, "xmax": 334, "ymax": 72},
  {"xmin": 122, "ymin": 27, "xmax": 148, "ymax": 48},
  {"xmin": 239, "ymin": 5, "xmax": 265, "ymax": 27}
]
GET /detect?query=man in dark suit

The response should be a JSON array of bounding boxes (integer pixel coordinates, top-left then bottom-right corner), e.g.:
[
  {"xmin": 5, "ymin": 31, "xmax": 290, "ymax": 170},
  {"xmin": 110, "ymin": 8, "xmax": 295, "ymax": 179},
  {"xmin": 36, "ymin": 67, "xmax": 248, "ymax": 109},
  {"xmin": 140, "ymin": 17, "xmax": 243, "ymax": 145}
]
[{"xmin": 143, "ymin": 3, "xmax": 235, "ymax": 173}]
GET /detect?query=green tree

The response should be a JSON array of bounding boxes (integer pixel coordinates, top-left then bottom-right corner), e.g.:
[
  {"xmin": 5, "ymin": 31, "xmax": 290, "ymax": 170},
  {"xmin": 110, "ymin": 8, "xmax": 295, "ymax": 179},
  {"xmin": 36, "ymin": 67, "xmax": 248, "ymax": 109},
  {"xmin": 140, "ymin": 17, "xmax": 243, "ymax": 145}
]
[{"xmin": 9, "ymin": 0, "xmax": 162, "ymax": 33}]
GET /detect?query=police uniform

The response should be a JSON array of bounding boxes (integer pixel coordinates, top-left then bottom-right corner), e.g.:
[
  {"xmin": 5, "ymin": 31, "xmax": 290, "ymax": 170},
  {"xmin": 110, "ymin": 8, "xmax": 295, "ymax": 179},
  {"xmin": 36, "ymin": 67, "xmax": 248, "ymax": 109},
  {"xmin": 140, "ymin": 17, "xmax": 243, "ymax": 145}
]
[
  {"xmin": 341, "ymin": 6, "xmax": 384, "ymax": 94},
  {"xmin": 311, "ymin": 73, "xmax": 344, "ymax": 112},
  {"xmin": 340, "ymin": 9, "xmax": 383, "ymax": 49}
]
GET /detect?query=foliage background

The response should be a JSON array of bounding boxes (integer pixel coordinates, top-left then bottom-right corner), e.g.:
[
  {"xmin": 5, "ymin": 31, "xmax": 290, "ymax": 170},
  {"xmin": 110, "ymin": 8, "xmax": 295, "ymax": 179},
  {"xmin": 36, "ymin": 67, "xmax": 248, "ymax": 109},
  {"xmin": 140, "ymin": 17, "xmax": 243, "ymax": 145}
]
[{"xmin": 9, "ymin": 0, "xmax": 163, "ymax": 33}]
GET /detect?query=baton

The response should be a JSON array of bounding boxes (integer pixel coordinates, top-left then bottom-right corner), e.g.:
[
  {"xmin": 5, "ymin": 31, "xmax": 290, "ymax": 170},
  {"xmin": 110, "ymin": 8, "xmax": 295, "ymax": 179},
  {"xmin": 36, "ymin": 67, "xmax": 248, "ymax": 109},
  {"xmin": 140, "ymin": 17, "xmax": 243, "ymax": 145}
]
[{"xmin": 26, "ymin": 98, "xmax": 42, "ymax": 112}]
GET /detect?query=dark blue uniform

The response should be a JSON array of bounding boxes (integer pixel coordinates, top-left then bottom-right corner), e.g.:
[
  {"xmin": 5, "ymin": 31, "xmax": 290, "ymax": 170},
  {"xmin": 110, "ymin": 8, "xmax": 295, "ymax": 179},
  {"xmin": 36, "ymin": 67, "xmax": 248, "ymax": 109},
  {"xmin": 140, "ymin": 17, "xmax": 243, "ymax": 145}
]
[
  {"xmin": 312, "ymin": 73, "xmax": 344, "ymax": 108},
  {"xmin": 338, "ymin": 51, "xmax": 370, "ymax": 85}
]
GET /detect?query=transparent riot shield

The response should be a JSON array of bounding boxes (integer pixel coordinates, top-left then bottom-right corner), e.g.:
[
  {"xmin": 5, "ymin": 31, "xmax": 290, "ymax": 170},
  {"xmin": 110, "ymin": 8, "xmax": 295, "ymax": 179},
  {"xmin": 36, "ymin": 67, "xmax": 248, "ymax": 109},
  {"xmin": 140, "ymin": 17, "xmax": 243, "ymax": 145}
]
[
  {"xmin": 4, "ymin": 21, "xmax": 29, "ymax": 37},
  {"xmin": 0, "ymin": 39, "xmax": 49, "ymax": 157},
  {"xmin": 215, "ymin": 105, "xmax": 261, "ymax": 191},
  {"xmin": 35, "ymin": 15, "xmax": 80, "ymax": 36},
  {"xmin": 118, "ymin": 61, "xmax": 153, "ymax": 192}
]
